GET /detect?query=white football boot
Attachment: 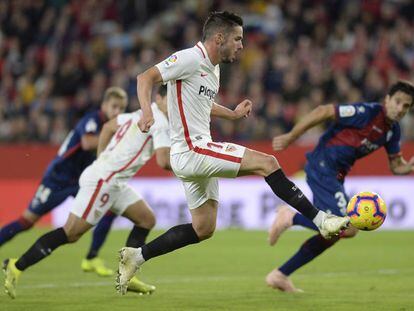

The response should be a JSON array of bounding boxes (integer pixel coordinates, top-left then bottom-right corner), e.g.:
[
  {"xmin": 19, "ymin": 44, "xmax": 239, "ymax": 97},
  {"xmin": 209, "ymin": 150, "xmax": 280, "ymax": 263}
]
[
  {"xmin": 317, "ymin": 212, "xmax": 350, "ymax": 238},
  {"xmin": 116, "ymin": 247, "xmax": 145, "ymax": 295}
]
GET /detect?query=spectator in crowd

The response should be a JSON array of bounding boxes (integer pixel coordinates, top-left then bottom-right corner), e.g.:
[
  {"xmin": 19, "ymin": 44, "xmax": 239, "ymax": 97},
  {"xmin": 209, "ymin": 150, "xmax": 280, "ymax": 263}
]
[{"xmin": 1, "ymin": 0, "xmax": 413, "ymax": 144}]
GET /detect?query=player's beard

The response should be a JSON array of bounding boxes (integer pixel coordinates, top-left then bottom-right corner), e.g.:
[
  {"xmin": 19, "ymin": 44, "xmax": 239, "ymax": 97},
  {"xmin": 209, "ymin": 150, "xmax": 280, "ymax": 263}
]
[{"xmin": 219, "ymin": 45, "xmax": 234, "ymax": 64}]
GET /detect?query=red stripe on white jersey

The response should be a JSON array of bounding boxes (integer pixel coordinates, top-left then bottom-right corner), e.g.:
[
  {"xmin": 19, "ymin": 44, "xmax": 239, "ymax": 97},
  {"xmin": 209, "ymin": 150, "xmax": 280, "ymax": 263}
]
[
  {"xmin": 82, "ymin": 179, "xmax": 104, "ymax": 220},
  {"xmin": 195, "ymin": 43, "xmax": 206, "ymax": 58},
  {"xmin": 193, "ymin": 146, "xmax": 242, "ymax": 163},
  {"xmin": 176, "ymin": 80, "xmax": 194, "ymax": 149},
  {"xmin": 104, "ymin": 136, "xmax": 152, "ymax": 182}
]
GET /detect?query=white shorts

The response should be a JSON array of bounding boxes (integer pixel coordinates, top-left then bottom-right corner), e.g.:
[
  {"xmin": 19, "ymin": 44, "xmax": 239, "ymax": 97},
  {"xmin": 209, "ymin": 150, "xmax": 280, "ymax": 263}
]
[
  {"xmin": 171, "ymin": 141, "xmax": 245, "ymax": 209},
  {"xmin": 71, "ymin": 167, "xmax": 142, "ymax": 225}
]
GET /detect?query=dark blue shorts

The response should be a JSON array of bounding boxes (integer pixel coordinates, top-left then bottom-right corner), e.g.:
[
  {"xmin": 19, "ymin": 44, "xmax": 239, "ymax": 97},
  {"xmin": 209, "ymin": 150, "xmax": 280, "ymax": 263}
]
[
  {"xmin": 28, "ymin": 176, "xmax": 79, "ymax": 216},
  {"xmin": 304, "ymin": 164, "xmax": 349, "ymax": 217}
]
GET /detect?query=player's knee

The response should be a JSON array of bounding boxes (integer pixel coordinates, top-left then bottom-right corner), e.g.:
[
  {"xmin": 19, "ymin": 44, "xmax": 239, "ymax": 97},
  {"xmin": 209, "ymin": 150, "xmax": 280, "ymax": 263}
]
[
  {"xmin": 262, "ymin": 155, "xmax": 280, "ymax": 176},
  {"xmin": 22, "ymin": 210, "xmax": 41, "ymax": 225},
  {"xmin": 63, "ymin": 227, "xmax": 84, "ymax": 243},
  {"xmin": 65, "ymin": 231, "xmax": 82, "ymax": 243},
  {"xmin": 193, "ymin": 223, "xmax": 215, "ymax": 241},
  {"xmin": 198, "ymin": 230, "xmax": 215, "ymax": 241},
  {"xmin": 139, "ymin": 210, "xmax": 156, "ymax": 230}
]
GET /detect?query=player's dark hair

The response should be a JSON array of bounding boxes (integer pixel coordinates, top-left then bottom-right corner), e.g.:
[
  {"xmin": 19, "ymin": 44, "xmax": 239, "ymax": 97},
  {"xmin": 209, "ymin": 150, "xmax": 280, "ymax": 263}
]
[
  {"xmin": 387, "ymin": 80, "xmax": 414, "ymax": 105},
  {"xmin": 157, "ymin": 84, "xmax": 167, "ymax": 97},
  {"xmin": 202, "ymin": 11, "xmax": 243, "ymax": 42}
]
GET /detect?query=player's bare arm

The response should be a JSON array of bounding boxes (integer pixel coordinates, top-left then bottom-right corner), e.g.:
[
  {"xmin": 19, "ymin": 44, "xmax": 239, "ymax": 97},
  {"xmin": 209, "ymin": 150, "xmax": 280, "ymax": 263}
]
[
  {"xmin": 155, "ymin": 147, "xmax": 172, "ymax": 170},
  {"xmin": 81, "ymin": 134, "xmax": 99, "ymax": 151},
  {"xmin": 388, "ymin": 154, "xmax": 414, "ymax": 175},
  {"xmin": 137, "ymin": 66, "xmax": 163, "ymax": 133},
  {"xmin": 272, "ymin": 104, "xmax": 335, "ymax": 151},
  {"xmin": 97, "ymin": 118, "xmax": 119, "ymax": 156},
  {"xmin": 211, "ymin": 99, "xmax": 252, "ymax": 120}
]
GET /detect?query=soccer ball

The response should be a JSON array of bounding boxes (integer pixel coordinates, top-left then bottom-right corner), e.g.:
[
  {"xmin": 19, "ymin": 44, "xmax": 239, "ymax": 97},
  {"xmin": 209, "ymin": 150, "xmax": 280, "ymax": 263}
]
[{"xmin": 346, "ymin": 191, "xmax": 387, "ymax": 231}]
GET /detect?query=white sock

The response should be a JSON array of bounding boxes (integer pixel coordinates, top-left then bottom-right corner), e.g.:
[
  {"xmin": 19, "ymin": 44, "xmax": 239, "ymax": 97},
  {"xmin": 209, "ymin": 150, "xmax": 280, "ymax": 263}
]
[
  {"xmin": 135, "ymin": 247, "xmax": 146, "ymax": 266},
  {"xmin": 312, "ymin": 211, "xmax": 326, "ymax": 228}
]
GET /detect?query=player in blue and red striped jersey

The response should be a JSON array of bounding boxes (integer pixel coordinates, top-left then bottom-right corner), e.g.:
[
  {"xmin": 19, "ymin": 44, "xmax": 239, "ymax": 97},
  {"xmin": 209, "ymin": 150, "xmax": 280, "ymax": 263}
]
[
  {"xmin": 0, "ymin": 87, "xmax": 127, "ymax": 276},
  {"xmin": 267, "ymin": 80, "xmax": 414, "ymax": 292}
]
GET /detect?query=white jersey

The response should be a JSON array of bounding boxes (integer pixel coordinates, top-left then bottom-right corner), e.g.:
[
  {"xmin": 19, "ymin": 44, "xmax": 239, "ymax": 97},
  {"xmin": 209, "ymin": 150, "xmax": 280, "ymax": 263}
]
[
  {"xmin": 155, "ymin": 41, "xmax": 220, "ymax": 155},
  {"xmin": 91, "ymin": 103, "xmax": 170, "ymax": 183}
]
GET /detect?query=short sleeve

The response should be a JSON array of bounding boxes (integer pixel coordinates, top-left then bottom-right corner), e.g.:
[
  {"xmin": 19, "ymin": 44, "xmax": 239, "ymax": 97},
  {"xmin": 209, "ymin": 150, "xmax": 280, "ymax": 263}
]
[
  {"xmin": 155, "ymin": 49, "xmax": 200, "ymax": 82},
  {"xmin": 385, "ymin": 123, "xmax": 401, "ymax": 156},
  {"xmin": 334, "ymin": 103, "xmax": 380, "ymax": 128}
]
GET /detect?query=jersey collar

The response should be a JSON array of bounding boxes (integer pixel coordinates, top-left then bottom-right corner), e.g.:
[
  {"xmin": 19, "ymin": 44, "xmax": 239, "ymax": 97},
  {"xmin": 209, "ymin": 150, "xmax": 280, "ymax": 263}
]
[{"xmin": 196, "ymin": 41, "xmax": 216, "ymax": 70}]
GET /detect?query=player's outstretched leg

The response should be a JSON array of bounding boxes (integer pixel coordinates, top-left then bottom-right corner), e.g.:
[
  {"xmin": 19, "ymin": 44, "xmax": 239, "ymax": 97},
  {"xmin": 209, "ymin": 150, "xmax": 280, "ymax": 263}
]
[
  {"xmin": 82, "ymin": 212, "xmax": 117, "ymax": 277},
  {"xmin": 239, "ymin": 150, "xmax": 349, "ymax": 237},
  {"xmin": 265, "ymin": 169, "xmax": 349, "ymax": 238}
]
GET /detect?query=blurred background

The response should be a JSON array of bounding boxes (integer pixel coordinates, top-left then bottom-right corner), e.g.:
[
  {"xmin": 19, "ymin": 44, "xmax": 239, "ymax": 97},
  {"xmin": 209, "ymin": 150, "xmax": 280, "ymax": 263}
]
[
  {"xmin": 1, "ymin": 0, "xmax": 413, "ymax": 229},
  {"xmin": 0, "ymin": 0, "xmax": 413, "ymax": 143}
]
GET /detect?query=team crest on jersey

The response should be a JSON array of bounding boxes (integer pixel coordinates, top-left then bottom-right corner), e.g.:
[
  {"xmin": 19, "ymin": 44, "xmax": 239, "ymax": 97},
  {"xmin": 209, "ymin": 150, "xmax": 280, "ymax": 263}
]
[
  {"xmin": 164, "ymin": 54, "xmax": 178, "ymax": 67},
  {"xmin": 339, "ymin": 105, "xmax": 356, "ymax": 117},
  {"xmin": 85, "ymin": 119, "xmax": 98, "ymax": 132},
  {"xmin": 225, "ymin": 144, "xmax": 237, "ymax": 152},
  {"xmin": 357, "ymin": 106, "xmax": 365, "ymax": 113},
  {"xmin": 386, "ymin": 130, "xmax": 393, "ymax": 142}
]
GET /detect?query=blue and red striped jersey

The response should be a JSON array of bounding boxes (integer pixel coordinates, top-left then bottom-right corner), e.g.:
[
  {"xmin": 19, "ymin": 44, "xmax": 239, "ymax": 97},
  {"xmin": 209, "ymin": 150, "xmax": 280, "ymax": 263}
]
[{"xmin": 306, "ymin": 102, "xmax": 401, "ymax": 177}]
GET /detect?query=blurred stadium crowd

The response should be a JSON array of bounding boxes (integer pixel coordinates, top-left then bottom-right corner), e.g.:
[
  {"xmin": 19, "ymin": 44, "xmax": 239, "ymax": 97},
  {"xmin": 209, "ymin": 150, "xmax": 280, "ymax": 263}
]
[{"xmin": 0, "ymin": 0, "xmax": 413, "ymax": 144}]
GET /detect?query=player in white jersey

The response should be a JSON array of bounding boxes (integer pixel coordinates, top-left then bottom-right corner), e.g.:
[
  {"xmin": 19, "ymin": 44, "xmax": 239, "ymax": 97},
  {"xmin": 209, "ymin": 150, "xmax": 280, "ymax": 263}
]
[
  {"xmin": 3, "ymin": 86, "xmax": 170, "ymax": 299},
  {"xmin": 116, "ymin": 11, "xmax": 350, "ymax": 294}
]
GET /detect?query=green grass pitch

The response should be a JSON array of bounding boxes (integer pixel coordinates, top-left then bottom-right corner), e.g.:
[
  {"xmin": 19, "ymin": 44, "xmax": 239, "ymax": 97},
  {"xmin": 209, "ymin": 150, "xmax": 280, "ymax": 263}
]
[{"xmin": 1, "ymin": 229, "xmax": 413, "ymax": 311}]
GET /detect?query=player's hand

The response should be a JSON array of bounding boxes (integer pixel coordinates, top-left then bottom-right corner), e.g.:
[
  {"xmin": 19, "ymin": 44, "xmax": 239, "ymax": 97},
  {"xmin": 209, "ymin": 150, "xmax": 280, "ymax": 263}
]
[
  {"xmin": 272, "ymin": 133, "xmax": 294, "ymax": 151},
  {"xmin": 138, "ymin": 115, "xmax": 154, "ymax": 133},
  {"xmin": 234, "ymin": 99, "xmax": 252, "ymax": 119}
]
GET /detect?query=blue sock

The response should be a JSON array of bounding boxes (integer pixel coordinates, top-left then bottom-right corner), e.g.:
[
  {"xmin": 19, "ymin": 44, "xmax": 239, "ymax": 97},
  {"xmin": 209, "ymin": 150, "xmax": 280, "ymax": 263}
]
[
  {"xmin": 0, "ymin": 217, "xmax": 33, "ymax": 246},
  {"xmin": 279, "ymin": 234, "xmax": 338, "ymax": 276},
  {"xmin": 86, "ymin": 212, "xmax": 117, "ymax": 259},
  {"xmin": 293, "ymin": 213, "xmax": 319, "ymax": 231}
]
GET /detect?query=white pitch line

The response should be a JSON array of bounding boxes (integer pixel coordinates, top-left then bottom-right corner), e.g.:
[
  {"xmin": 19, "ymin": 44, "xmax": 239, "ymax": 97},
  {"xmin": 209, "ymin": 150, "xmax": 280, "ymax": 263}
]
[{"xmin": 18, "ymin": 268, "xmax": 414, "ymax": 290}]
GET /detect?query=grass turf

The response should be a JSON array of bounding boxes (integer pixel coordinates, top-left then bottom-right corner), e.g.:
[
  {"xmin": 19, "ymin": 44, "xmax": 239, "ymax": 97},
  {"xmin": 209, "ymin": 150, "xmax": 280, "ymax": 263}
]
[{"xmin": 1, "ymin": 229, "xmax": 413, "ymax": 311}]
